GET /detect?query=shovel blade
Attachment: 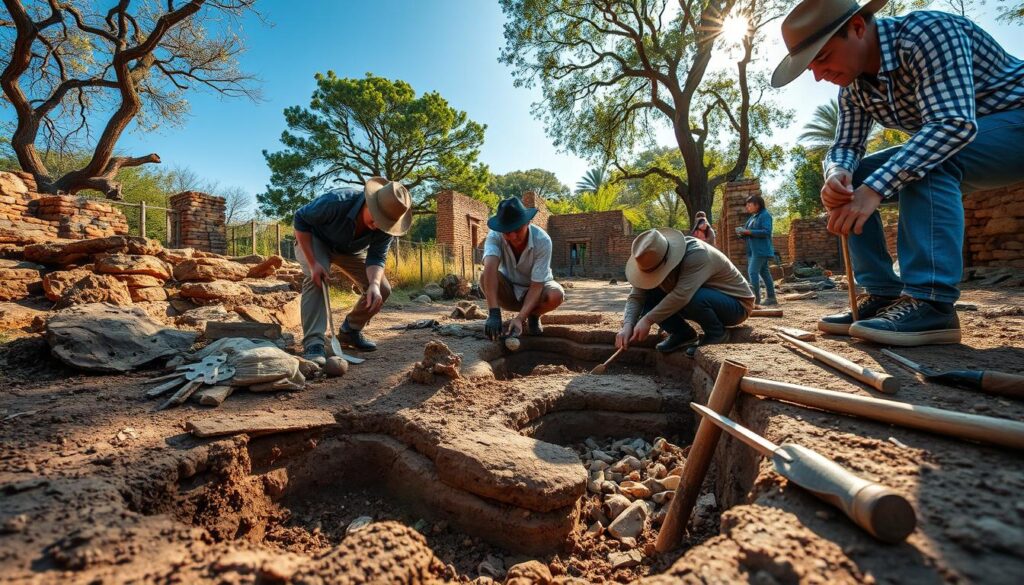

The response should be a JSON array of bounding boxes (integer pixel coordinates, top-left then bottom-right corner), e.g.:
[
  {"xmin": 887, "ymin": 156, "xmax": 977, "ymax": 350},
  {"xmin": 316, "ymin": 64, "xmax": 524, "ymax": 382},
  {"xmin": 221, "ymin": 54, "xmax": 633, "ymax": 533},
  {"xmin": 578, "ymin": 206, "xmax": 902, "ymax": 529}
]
[{"xmin": 326, "ymin": 335, "xmax": 343, "ymax": 357}]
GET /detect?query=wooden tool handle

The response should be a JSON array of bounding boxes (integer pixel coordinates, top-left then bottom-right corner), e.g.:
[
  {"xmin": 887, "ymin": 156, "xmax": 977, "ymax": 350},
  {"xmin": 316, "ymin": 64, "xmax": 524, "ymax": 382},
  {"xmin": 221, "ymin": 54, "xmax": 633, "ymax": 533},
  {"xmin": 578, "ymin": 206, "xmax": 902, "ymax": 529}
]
[
  {"xmin": 981, "ymin": 371, "xmax": 1024, "ymax": 398},
  {"xmin": 774, "ymin": 444, "xmax": 916, "ymax": 543},
  {"xmin": 740, "ymin": 376, "xmax": 1024, "ymax": 450},
  {"xmin": 841, "ymin": 236, "xmax": 858, "ymax": 321},
  {"xmin": 750, "ymin": 309, "xmax": 783, "ymax": 317},
  {"xmin": 601, "ymin": 347, "xmax": 625, "ymax": 367},
  {"xmin": 778, "ymin": 333, "xmax": 899, "ymax": 394}
]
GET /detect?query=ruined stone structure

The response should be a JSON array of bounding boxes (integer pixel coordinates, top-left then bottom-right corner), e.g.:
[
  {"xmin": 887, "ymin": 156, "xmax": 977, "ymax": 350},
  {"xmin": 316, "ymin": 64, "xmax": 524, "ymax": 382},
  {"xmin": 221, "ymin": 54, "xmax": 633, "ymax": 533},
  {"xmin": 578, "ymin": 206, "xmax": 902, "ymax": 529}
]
[
  {"xmin": 787, "ymin": 216, "xmax": 839, "ymax": 269},
  {"xmin": 964, "ymin": 184, "xmax": 1024, "ymax": 268},
  {"xmin": 521, "ymin": 191, "xmax": 550, "ymax": 231},
  {"xmin": 436, "ymin": 190, "xmax": 489, "ymax": 256},
  {"xmin": 0, "ymin": 171, "xmax": 128, "ymax": 245},
  {"xmin": 717, "ymin": 179, "xmax": 762, "ymax": 274},
  {"xmin": 170, "ymin": 191, "xmax": 227, "ymax": 255},
  {"xmin": 547, "ymin": 210, "xmax": 634, "ymax": 278}
]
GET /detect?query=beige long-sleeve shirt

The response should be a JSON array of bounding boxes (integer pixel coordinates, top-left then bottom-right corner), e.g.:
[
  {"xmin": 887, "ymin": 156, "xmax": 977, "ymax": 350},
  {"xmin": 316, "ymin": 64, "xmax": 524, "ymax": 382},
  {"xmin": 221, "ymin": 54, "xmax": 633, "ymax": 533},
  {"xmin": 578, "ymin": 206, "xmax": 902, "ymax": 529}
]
[{"xmin": 623, "ymin": 237, "xmax": 755, "ymax": 326}]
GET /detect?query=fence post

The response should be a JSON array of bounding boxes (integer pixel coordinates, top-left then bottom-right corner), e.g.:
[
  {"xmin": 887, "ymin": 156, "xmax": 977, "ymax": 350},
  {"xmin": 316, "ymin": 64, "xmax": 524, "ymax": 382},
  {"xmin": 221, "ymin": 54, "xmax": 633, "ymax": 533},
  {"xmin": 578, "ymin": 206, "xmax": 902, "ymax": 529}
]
[
  {"xmin": 419, "ymin": 245, "xmax": 424, "ymax": 285},
  {"xmin": 395, "ymin": 238, "xmax": 401, "ymax": 276},
  {"xmin": 441, "ymin": 244, "xmax": 447, "ymax": 276},
  {"xmin": 139, "ymin": 201, "xmax": 147, "ymax": 239},
  {"xmin": 250, "ymin": 220, "xmax": 257, "ymax": 256},
  {"xmin": 165, "ymin": 211, "xmax": 172, "ymax": 247},
  {"xmin": 275, "ymin": 223, "xmax": 282, "ymax": 256}
]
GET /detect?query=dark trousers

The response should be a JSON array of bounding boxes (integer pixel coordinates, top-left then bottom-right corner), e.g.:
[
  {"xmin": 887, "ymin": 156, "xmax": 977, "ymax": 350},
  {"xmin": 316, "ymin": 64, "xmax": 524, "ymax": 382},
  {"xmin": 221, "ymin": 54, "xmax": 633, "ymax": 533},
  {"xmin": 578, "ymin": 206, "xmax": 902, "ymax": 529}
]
[{"xmin": 642, "ymin": 286, "xmax": 747, "ymax": 339}]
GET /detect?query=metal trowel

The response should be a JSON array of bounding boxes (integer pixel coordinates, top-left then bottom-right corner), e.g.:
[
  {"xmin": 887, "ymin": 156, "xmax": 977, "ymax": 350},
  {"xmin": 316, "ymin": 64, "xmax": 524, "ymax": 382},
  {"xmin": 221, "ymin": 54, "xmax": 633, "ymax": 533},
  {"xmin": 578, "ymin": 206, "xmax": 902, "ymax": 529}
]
[{"xmin": 322, "ymin": 280, "xmax": 365, "ymax": 364}]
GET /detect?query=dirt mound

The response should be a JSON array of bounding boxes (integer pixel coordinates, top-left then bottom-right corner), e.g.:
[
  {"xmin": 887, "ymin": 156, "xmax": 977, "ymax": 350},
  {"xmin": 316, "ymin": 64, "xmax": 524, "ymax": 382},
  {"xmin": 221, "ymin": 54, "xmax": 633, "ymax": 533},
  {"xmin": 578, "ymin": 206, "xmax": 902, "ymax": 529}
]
[
  {"xmin": 410, "ymin": 340, "xmax": 462, "ymax": 383},
  {"xmin": 530, "ymin": 364, "xmax": 573, "ymax": 376},
  {"xmin": 295, "ymin": 522, "xmax": 446, "ymax": 585}
]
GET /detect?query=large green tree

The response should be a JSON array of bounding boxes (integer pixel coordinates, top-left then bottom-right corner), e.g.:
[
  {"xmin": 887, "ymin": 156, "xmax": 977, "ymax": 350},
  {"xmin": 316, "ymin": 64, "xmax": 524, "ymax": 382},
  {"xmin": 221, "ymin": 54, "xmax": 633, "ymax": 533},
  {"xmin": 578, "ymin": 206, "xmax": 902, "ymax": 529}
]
[
  {"xmin": 0, "ymin": 0, "xmax": 258, "ymax": 199},
  {"xmin": 499, "ymin": 0, "xmax": 792, "ymax": 225},
  {"xmin": 259, "ymin": 72, "xmax": 489, "ymax": 219},
  {"xmin": 490, "ymin": 168, "xmax": 569, "ymax": 201}
]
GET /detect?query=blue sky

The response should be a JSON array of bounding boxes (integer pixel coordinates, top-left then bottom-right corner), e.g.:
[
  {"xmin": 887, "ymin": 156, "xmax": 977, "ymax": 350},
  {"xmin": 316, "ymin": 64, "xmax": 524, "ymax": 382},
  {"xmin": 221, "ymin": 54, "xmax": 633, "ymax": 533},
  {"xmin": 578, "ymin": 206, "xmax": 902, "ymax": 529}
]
[{"xmin": 40, "ymin": 2, "xmax": 1024, "ymax": 209}]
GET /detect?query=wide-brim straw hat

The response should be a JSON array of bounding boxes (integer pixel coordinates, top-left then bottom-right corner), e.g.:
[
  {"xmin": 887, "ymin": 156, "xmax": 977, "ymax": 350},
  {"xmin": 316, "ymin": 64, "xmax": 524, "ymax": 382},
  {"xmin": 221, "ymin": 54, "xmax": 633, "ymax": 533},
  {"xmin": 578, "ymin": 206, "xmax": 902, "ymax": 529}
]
[
  {"xmin": 364, "ymin": 177, "xmax": 413, "ymax": 236},
  {"xmin": 625, "ymin": 228, "xmax": 688, "ymax": 289},
  {"xmin": 771, "ymin": 0, "xmax": 888, "ymax": 88}
]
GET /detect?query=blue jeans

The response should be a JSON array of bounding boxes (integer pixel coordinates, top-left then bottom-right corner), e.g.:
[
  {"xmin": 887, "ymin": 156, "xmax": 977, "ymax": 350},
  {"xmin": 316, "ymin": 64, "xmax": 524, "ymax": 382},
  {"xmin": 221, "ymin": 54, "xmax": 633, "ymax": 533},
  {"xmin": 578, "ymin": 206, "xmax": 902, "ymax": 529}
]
[
  {"xmin": 642, "ymin": 286, "xmax": 748, "ymax": 339},
  {"xmin": 747, "ymin": 256, "xmax": 776, "ymax": 304},
  {"xmin": 849, "ymin": 109, "xmax": 1024, "ymax": 303}
]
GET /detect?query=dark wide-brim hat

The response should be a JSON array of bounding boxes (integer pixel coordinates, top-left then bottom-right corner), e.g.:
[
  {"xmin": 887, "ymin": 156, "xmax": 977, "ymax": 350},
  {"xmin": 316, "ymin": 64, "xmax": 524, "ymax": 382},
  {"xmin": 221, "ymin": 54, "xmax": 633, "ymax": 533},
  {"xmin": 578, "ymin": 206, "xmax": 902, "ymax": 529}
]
[
  {"xmin": 488, "ymin": 197, "xmax": 538, "ymax": 233},
  {"xmin": 771, "ymin": 0, "xmax": 888, "ymax": 88}
]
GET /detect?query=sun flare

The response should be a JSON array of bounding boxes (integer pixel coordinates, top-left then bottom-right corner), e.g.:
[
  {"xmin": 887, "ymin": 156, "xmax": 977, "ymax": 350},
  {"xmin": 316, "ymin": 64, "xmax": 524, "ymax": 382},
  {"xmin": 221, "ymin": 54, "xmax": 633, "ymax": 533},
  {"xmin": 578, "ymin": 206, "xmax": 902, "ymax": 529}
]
[{"xmin": 720, "ymin": 14, "xmax": 750, "ymax": 45}]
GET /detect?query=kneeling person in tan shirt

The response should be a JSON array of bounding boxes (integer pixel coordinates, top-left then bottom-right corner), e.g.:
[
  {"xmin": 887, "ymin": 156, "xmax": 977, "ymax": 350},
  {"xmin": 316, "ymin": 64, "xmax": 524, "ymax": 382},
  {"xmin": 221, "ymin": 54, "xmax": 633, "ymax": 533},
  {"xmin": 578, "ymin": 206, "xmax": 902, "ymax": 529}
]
[{"xmin": 616, "ymin": 228, "xmax": 755, "ymax": 356}]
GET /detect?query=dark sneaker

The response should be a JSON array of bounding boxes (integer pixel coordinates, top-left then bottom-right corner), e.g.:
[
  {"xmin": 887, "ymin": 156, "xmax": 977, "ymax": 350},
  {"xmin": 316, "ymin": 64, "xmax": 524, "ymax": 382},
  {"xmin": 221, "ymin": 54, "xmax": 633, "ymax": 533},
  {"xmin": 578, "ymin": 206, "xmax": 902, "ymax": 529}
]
[
  {"xmin": 849, "ymin": 296, "xmax": 961, "ymax": 346},
  {"xmin": 338, "ymin": 326, "xmax": 378, "ymax": 351},
  {"xmin": 818, "ymin": 295, "xmax": 898, "ymax": 336},
  {"xmin": 303, "ymin": 343, "xmax": 327, "ymax": 366},
  {"xmin": 685, "ymin": 333, "xmax": 729, "ymax": 358},
  {"xmin": 762, "ymin": 297, "xmax": 779, "ymax": 307},
  {"xmin": 528, "ymin": 316, "xmax": 544, "ymax": 336},
  {"xmin": 656, "ymin": 331, "xmax": 700, "ymax": 353}
]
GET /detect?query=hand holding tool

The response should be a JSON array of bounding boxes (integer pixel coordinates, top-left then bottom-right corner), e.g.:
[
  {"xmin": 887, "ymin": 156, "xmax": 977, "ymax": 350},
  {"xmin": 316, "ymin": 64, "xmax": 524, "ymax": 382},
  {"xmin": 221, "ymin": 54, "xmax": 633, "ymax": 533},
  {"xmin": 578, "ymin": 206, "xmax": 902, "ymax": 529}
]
[
  {"xmin": 691, "ymin": 403, "xmax": 916, "ymax": 543},
  {"xmin": 882, "ymin": 349, "xmax": 1024, "ymax": 399}
]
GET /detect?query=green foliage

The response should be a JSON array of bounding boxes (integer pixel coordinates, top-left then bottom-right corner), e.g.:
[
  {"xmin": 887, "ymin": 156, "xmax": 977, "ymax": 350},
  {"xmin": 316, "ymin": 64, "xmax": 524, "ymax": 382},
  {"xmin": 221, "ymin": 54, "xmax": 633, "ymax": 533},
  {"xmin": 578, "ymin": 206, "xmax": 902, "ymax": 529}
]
[
  {"xmin": 490, "ymin": 169, "xmax": 569, "ymax": 201},
  {"xmin": 408, "ymin": 214, "xmax": 438, "ymax": 243},
  {"xmin": 259, "ymin": 73, "xmax": 489, "ymax": 220},
  {"xmin": 575, "ymin": 167, "xmax": 607, "ymax": 195},
  {"xmin": 546, "ymin": 181, "xmax": 643, "ymax": 226}
]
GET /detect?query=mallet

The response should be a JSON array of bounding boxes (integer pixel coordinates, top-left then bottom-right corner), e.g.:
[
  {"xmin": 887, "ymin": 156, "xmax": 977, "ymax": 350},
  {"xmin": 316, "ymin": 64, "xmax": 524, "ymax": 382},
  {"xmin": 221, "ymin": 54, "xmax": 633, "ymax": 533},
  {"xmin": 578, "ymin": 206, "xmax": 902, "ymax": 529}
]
[
  {"xmin": 656, "ymin": 359, "xmax": 748, "ymax": 552},
  {"xmin": 692, "ymin": 403, "xmax": 916, "ymax": 543}
]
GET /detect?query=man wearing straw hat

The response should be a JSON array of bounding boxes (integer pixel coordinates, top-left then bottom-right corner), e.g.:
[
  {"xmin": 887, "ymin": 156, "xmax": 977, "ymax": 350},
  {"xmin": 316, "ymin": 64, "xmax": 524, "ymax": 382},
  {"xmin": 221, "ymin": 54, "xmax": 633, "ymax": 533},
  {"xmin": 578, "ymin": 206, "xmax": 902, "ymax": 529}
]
[
  {"xmin": 293, "ymin": 177, "xmax": 412, "ymax": 363},
  {"xmin": 481, "ymin": 197, "xmax": 565, "ymax": 340},
  {"xmin": 616, "ymin": 228, "xmax": 755, "ymax": 357},
  {"xmin": 772, "ymin": 0, "xmax": 1024, "ymax": 346}
]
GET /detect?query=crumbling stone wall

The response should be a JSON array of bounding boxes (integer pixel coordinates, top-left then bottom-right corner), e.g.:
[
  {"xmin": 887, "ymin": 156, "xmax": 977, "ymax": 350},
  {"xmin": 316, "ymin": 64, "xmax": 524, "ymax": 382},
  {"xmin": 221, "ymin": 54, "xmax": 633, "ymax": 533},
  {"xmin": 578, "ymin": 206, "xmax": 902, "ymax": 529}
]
[
  {"xmin": 547, "ymin": 210, "xmax": 633, "ymax": 278},
  {"xmin": 436, "ymin": 190, "xmax": 490, "ymax": 257},
  {"xmin": 787, "ymin": 216, "xmax": 839, "ymax": 269},
  {"xmin": 522, "ymin": 191, "xmax": 550, "ymax": 231},
  {"xmin": 773, "ymin": 235, "xmax": 790, "ymax": 263},
  {"xmin": 964, "ymin": 184, "xmax": 1024, "ymax": 268},
  {"xmin": 170, "ymin": 191, "xmax": 227, "ymax": 255},
  {"xmin": 0, "ymin": 170, "xmax": 128, "ymax": 245}
]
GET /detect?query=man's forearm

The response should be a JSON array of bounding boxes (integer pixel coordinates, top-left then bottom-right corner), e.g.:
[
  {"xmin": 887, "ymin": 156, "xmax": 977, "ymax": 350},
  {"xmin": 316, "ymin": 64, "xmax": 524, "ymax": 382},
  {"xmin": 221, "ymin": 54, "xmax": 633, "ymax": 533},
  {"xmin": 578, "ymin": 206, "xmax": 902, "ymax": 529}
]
[
  {"xmin": 365, "ymin": 264, "xmax": 384, "ymax": 288},
  {"xmin": 482, "ymin": 259, "xmax": 500, "ymax": 309},
  {"xmin": 517, "ymin": 283, "xmax": 544, "ymax": 320}
]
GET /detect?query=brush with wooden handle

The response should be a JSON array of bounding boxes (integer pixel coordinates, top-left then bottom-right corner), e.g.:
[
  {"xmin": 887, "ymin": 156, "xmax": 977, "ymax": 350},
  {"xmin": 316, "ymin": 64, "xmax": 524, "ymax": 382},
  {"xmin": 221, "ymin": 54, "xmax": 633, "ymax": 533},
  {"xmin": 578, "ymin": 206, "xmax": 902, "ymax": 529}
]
[
  {"xmin": 882, "ymin": 349, "xmax": 1024, "ymax": 399},
  {"xmin": 691, "ymin": 403, "xmax": 916, "ymax": 543}
]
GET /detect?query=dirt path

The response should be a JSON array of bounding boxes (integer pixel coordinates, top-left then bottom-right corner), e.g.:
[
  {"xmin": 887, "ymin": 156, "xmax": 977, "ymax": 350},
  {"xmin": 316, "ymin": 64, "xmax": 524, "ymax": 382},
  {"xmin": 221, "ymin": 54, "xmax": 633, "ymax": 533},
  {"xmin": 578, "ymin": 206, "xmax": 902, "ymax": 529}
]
[{"xmin": 1, "ymin": 280, "xmax": 1022, "ymax": 584}]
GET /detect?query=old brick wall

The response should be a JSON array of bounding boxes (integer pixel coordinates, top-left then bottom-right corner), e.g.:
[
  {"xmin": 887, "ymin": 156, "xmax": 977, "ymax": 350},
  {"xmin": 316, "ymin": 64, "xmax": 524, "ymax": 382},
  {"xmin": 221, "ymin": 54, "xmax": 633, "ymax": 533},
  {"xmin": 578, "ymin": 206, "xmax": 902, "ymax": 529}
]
[
  {"xmin": 787, "ymin": 216, "xmax": 839, "ymax": 269},
  {"xmin": 0, "ymin": 170, "xmax": 128, "ymax": 245},
  {"xmin": 964, "ymin": 184, "xmax": 1024, "ymax": 268},
  {"xmin": 547, "ymin": 210, "xmax": 633, "ymax": 278},
  {"xmin": 170, "ymin": 191, "xmax": 226, "ymax": 254},
  {"xmin": 774, "ymin": 235, "xmax": 790, "ymax": 263},
  {"xmin": 436, "ymin": 190, "xmax": 490, "ymax": 257},
  {"xmin": 521, "ymin": 191, "xmax": 550, "ymax": 232}
]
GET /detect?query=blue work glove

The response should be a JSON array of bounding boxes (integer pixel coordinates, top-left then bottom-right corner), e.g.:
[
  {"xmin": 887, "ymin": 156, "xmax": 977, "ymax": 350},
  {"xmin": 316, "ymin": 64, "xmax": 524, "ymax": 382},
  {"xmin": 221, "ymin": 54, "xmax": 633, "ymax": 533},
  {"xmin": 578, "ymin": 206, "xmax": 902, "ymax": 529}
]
[{"xmin": 484, "ymin": 308, "xmax": 503, "ymax": 341}]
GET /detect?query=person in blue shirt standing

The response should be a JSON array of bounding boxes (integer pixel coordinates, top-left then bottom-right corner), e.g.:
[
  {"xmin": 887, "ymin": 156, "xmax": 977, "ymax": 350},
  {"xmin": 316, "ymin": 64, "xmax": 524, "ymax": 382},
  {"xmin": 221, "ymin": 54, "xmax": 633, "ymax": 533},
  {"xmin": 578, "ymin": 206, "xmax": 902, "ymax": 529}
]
[
  {"xmin": 292, "ymin": 177, "xmax": 412, "ymax": 364},
  {"xmin": 772, "ymin": 0, "xmax": 1024, "ymax": 346},
  {"xmin": 736, "ymin": 195, "xmax": 778, "ymax": 307}
]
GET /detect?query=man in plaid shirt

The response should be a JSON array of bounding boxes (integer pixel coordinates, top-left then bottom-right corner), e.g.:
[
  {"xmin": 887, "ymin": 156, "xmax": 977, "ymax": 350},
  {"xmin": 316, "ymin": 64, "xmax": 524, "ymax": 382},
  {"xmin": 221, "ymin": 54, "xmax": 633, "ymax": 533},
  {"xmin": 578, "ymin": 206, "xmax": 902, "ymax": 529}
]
[{"xmin": 773, "ymin": 0, "xmax": 1024, "ymax": 346}]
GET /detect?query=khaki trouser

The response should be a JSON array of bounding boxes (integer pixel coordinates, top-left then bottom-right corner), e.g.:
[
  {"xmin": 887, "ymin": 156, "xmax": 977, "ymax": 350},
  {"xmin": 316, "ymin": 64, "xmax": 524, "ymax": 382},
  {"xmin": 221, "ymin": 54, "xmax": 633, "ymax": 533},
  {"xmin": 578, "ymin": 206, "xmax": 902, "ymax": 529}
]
[
  {"xmin": 481, "ymin": 271, "xmax": 565, "ymax": 312},
  {"xmin": 296, "ymin": 236, "xmax": 391, "ymax": 348}
]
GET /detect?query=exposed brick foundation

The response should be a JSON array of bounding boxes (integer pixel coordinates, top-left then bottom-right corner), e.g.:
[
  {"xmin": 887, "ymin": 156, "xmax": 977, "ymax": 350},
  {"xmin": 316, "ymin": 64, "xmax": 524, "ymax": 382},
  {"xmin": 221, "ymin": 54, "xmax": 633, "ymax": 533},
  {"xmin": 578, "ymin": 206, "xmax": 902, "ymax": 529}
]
[
  {"xmin": 788, "ymin": 216, "xmax": 839, "ymax": 269},
  {"xmin": 170, "ymin": 191, "xmax": 227, "ymax": 254},
  {"xmin": 0, "ymin": 171, "xmax": 128, "ymax": 244}
]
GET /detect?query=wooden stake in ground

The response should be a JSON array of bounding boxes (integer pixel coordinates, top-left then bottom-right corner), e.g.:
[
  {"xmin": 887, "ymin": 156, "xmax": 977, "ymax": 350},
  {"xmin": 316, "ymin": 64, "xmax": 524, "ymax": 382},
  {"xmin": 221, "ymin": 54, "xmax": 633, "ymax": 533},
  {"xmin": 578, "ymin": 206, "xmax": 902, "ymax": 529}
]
[
  {"xmin": 777, "ymin": 332, "xmax": 899, "ymax": 394},
  {"xmin": 841, "ymin": 235, "xmax": 859, "ymax": 321},
  {"xmin": 740, "ymin": 376, "xmax": 1024, "ymax": 450},
  {"xmin": 750, "ymin": 309, "xmax": 784, "ymax": 317},
  {"xmin": 656, "ymin": 359, "xmax": 748, "ymax": 552}
]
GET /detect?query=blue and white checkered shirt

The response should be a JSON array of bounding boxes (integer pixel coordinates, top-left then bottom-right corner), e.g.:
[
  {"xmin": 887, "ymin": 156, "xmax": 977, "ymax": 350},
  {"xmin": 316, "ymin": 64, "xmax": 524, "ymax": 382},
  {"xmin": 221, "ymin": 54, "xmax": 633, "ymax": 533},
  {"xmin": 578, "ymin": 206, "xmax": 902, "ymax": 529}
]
[{"xmin": 825, "ymin": 11, "xmax": 1024, "ymax": 198}]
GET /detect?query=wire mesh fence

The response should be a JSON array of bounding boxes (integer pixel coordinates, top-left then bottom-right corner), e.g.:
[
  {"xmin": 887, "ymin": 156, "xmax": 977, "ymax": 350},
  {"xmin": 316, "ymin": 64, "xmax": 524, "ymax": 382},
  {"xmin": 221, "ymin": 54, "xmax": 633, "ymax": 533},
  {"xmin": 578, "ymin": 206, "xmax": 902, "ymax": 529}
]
[
  {"xmin": 105, "ymin": 200, "xmax": 180, "ymax": 247},
  {"xmin": 226, "ymin": 221, "xmax": 296, "ymax": 259},
  {"xmin": 386, "ymin": 239, "xmax": 483, "ymax": 288}
]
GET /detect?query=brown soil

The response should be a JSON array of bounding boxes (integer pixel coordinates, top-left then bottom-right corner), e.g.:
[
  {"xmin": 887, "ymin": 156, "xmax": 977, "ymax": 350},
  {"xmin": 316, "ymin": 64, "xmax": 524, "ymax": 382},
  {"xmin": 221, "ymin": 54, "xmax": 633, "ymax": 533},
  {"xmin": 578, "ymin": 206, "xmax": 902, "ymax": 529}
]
[{"xmin": 1, "ymin": 279, "xmax": 1023, "ymax": 584}]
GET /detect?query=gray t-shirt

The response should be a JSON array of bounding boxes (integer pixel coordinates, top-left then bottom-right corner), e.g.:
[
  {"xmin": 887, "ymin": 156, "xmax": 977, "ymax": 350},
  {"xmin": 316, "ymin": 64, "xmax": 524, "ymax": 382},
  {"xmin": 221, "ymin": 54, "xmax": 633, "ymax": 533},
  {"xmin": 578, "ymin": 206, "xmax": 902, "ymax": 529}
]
[{"xmin": 482, "ymin": 224, "xmax": 554, "ymax": 300}]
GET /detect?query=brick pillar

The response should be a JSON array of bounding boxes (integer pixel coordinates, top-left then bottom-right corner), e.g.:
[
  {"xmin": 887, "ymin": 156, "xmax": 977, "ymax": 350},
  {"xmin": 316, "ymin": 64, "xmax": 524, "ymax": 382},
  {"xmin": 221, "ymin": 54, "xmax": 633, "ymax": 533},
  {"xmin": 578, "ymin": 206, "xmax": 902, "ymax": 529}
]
[
  {"xmin": 170, "ymin": 191, "xmax": 226, "ymax": 253},
  {"xmin": 521, "ymin": 191, "xmax": 550, "ymax": 231},
  {"xmin": 719, "ymin": 179, "xmax": 761, "ymax": 274}
]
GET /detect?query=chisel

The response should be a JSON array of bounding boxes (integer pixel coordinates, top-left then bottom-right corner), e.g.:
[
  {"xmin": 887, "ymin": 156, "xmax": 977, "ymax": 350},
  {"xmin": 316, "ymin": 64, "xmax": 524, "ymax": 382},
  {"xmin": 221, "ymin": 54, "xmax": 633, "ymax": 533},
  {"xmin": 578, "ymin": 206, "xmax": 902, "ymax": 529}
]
[
  {"xmin": 690, "ymin": 403, "xmax": 916, "ymax": 543},
  {"xmin": 882, "ymin": 349, "xmax": 1024, "ymax": 399}
]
